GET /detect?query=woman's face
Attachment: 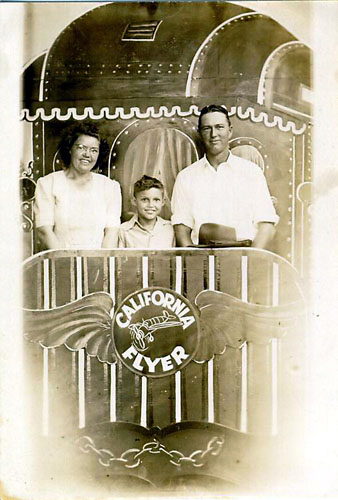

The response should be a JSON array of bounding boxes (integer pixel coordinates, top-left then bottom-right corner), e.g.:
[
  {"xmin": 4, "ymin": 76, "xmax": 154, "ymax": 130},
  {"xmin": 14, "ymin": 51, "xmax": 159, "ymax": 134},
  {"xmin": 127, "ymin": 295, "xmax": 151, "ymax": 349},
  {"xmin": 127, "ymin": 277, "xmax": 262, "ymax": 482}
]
[{"xmin": 70, "ymin": 134, "xmax": 100, "ymax": 174}]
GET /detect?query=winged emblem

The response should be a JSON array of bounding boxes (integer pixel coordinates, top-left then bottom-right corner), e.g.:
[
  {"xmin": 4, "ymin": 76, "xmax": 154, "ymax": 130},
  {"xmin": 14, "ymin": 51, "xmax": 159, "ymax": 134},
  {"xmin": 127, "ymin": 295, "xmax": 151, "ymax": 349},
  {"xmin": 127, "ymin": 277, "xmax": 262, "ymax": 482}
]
[{"xmin": 23, "ymin": 289, "xmax": 305, "ymax": 365}]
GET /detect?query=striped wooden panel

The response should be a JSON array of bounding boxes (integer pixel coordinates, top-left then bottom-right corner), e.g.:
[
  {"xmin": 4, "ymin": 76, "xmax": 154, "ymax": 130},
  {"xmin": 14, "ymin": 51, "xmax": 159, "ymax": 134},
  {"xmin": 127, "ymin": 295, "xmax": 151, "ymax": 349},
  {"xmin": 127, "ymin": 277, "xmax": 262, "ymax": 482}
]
[{"xmin": 22, "ymin": 249, "xmax": 305, "ymax": 437}]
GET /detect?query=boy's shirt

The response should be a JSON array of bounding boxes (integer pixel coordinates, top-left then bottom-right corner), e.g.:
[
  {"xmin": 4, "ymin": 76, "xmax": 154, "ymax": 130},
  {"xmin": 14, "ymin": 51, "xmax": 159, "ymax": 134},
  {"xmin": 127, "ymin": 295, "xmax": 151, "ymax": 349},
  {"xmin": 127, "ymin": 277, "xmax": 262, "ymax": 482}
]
[{"xmin": 118, "ymin": 215, "xmax": 175, "ymax": 248}]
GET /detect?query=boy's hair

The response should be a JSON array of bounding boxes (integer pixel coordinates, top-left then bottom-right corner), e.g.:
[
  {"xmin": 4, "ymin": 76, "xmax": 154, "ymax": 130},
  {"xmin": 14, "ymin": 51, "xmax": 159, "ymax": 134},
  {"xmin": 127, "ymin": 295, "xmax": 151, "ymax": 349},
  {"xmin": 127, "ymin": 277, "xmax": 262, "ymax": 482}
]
[{"xmin": 133, "ymin": 175, "xmax": 164, "ymax": 197}]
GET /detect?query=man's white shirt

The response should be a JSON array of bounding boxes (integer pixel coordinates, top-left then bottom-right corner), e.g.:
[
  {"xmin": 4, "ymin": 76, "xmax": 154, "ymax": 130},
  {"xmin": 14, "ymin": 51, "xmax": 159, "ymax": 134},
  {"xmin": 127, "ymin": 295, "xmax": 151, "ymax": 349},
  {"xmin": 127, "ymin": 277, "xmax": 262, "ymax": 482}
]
[{"xmin": 171, "ymin": 152, "xmax": 279, "ymax": 244}]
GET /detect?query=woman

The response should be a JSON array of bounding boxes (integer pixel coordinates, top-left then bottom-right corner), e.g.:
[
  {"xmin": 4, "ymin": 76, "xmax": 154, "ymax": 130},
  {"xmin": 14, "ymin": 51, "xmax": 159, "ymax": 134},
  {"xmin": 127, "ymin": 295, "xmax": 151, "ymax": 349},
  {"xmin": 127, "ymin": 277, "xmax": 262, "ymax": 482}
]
[{"xmin": 34, "ymin": 122, "xmax": 121, "ymax": 249}]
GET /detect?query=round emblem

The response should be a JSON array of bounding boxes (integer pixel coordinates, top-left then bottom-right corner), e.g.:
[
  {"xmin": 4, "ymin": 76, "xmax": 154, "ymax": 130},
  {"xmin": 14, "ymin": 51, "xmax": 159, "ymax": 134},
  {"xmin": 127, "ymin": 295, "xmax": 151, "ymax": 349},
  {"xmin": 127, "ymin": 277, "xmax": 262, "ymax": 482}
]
[{"xmin": 112, "ymin": 287, "xmax": 200, "ymax": 377}]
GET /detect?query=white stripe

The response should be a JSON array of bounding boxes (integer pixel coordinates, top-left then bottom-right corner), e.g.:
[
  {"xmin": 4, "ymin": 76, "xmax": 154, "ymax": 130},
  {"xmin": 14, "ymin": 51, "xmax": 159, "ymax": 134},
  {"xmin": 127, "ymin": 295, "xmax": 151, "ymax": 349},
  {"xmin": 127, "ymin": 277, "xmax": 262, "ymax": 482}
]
[
  {"xmin": 110, "ymin": 363, "xmax": 117, "ymax": 422},
  {"xmin": 271, "ymin": 339, "xmax": 278, "ymax": 435},
  {"xmin": 208, "ymin": 255, "xmax": 215, "ymax": 291},
  {"xmin": 241, "ymin": 256, "xmax": 248, "ymax": 303},
  {"xmin": 42, "ymin": 348, "xmax": 49, "ymax": 436},
  {"xmin": 301, "ymin": 135, "xmax": 305, "ymax": 277},
  {"xmin": 78, "ymin": 349, "xmax": 85, "ymax": 429},
  {"xmin": 175, "ymin": 371, "xmax": 181, "ymax": 423},
  {"xmin": 175, "ymin": 256, "xmax": 182, "ymax": 294},
  {"xmin": 240, "ymin": 342, "xmax": 248, "ymax": 433},
  {"xmin": 109, "ymin": 257, "xmax": 115, "ymax": 302},
  {"xmin": 140, "ymin": 376, "xmax": 147, "ymax": 427},
  {"xmin": 142, "ymin": 256, "xmax": 148, "ymax": 288},
  {"xmin": 291, "ymin": 136, "xmax": 296, "ymax": 265},
  {"xmin": 42, "ymin": 121, "xmax": 46, "ymax": 177},
  {"xmin": 43, "ymin": 259, "xmax": 49, "ymax": 309},
  {"xmin": 208, "ymin": 359, "xmax": 214, "ymax": 423},
  {"xmin": 76, "ymin": 256, "xmax": 82, "ymax": 299}
]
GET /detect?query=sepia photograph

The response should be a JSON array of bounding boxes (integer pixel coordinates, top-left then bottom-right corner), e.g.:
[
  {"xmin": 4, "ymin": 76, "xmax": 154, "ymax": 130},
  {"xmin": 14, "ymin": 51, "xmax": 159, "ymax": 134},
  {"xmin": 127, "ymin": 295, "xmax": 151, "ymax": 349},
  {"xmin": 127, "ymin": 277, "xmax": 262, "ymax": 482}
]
[{"xmin": 0, "ymin": 1, "xmax": 338, "ymax": 498}]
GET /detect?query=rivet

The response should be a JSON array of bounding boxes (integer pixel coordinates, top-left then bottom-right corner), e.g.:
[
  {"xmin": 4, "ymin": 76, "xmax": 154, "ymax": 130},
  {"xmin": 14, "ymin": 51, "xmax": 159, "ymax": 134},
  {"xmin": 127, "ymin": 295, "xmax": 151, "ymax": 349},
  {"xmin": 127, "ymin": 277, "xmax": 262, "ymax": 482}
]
[
  {"xmin": 159, "ymin": 63, "xmax": 162, "ymax": 67},
  {"xmin": 169, "ymin": 64, "xmax": 173, "ymax": 67},
  {"xmin": 125, "ymin": 131, "xmax": 128, "ymax": 135},
  {"xmin": 288, "ymin": 207, "xmax": 292, "ymax": 212},
  {"xmin": 112, "ymin": 166, "xmax": 116, "ymax": 170},
  {"xmin": 287, "ymin": 253, "xmax": 291, "ymax": 258},
  {"xmin": 266, "ymin": 165, "xmax": 269, "ymax": 169},
  {"xmin": 117, "ymin": 141, "xmax": 120, "ymax": 145}
]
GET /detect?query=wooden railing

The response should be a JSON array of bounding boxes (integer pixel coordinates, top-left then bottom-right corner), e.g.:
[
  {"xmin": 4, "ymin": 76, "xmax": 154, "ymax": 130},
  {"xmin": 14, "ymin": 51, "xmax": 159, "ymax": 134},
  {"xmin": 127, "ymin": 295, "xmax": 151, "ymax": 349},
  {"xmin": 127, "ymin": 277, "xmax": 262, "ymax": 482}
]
[{"xmin": 23, "ymin": 248, "xmax": 305, "ymax": 440}]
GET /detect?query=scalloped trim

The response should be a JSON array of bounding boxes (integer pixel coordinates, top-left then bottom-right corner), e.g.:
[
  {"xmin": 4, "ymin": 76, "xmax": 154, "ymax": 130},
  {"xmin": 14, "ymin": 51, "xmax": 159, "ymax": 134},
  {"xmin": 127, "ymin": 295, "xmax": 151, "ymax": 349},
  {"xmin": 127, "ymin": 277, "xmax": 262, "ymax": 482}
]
[{"xmin": 20, "ymin": 105, "xmax": 306, "ymax": 135}]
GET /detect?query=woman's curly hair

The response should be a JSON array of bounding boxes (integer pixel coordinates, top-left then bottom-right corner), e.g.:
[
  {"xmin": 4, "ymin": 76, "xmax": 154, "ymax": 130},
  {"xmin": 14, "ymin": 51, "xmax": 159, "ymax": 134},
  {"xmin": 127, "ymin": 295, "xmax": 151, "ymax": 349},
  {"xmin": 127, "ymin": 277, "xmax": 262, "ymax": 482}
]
[{"xmin": 58, "ymin": 122, "xmax": 109, "ymax": 170}]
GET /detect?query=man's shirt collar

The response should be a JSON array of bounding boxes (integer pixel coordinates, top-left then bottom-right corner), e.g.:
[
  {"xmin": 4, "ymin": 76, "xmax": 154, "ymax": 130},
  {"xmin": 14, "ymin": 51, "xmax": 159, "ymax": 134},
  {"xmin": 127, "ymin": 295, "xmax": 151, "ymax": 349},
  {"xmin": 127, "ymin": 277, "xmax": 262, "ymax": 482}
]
[{"xmin": 203, "ymin": 151, "xmax": 233, "ymax": 170}]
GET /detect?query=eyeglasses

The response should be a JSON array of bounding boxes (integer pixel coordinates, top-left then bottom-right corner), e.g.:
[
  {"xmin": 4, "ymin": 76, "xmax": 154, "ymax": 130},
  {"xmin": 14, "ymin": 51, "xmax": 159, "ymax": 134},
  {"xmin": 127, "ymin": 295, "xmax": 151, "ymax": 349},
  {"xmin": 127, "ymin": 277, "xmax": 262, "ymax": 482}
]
[{"xmin": 74, "ymin": 144, "xmax": 99, "ymax": 155}]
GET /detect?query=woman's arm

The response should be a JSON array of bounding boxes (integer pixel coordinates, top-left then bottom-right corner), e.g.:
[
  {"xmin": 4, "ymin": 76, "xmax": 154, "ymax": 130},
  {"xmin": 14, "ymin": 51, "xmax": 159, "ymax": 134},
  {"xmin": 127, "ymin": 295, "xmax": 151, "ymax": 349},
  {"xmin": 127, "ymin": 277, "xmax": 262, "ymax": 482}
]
[
  {"xmin": 36, "ymin": 225, "xmax": 63, "ymax": 250},
  {"xmin": 102, "ymin": 227, "xmax": 119, "ymax": 248}
]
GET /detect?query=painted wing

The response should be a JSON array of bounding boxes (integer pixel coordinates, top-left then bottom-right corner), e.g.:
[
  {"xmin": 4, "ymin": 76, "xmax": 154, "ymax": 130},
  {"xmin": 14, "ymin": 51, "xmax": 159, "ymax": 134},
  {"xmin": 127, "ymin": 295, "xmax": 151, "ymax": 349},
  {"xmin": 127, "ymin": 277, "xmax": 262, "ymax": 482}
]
[
  {"xmin": 23, "ymin": 292, "xmax": 116, "ymax": 364},
  {"xmin": 194, "ymin": 289, "xmax": 305, "ymax": 362}
]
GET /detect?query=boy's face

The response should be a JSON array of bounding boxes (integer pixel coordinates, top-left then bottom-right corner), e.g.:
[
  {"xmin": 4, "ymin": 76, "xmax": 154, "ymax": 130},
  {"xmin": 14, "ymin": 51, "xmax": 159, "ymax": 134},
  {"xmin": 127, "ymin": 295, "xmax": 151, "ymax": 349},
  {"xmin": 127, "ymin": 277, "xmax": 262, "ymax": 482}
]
[{"xmin": 133, "ymin": 187, "xmax": 165, "ymax": 222}]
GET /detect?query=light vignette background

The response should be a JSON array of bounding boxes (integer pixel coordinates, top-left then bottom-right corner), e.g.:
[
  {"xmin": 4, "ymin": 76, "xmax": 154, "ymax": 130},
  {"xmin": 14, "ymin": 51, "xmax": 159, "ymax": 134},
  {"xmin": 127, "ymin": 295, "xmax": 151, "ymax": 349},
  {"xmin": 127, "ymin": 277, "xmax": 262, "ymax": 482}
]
[{"xmin": 0, "ymin": 1, "xmax": 337, "ymax": 499}]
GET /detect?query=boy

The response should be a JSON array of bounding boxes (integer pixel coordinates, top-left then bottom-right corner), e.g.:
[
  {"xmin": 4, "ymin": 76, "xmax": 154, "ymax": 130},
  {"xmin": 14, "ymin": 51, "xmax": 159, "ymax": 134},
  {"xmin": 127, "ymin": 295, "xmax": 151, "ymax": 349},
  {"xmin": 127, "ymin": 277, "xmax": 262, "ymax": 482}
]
[{"xmin": 118, "ymin": 175, "xmax": 175, "ymax": 248}]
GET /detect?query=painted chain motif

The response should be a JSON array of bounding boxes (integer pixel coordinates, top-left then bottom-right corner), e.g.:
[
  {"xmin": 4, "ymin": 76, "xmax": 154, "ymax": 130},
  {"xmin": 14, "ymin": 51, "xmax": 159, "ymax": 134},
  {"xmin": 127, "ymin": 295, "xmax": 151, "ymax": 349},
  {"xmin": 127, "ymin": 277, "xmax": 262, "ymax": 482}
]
[{"xmin": 77, "ymin": 435, "xmax": 225, "ymax": 468}]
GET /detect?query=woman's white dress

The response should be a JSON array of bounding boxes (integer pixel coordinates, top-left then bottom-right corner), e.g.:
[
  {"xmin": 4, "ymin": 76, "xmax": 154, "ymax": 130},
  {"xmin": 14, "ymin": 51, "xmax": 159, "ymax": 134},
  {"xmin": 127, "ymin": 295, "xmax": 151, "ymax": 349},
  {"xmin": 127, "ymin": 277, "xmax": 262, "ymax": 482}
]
[{"xmin": 34, "ymin": 171, "xmax": 121, "ymax": 249}]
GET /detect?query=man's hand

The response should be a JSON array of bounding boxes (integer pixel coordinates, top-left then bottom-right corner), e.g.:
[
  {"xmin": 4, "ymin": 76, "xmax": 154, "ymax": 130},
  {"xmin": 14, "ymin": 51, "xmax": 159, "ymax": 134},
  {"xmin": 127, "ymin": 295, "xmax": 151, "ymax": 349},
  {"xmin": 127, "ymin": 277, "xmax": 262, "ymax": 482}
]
[
  {"xmin": 252, "ymin": 222, "xmax": 276, "ymax": 249},
  {"xmin": 174, "ymin": 224, "xmax": 193, "ymax": 247}
]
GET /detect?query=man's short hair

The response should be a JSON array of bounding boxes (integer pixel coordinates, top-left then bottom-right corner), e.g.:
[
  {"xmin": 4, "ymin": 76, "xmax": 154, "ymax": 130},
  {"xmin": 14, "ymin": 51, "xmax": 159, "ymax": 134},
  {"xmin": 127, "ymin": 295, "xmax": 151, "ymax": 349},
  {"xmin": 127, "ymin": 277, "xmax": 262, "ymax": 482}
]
[
  {"xmin": 133, "ymin": 175, "xmax": 164, "ymax": 197},
  {"xmin": 198, "ymin": 104, "xmax": 231, "ymax": 129}
]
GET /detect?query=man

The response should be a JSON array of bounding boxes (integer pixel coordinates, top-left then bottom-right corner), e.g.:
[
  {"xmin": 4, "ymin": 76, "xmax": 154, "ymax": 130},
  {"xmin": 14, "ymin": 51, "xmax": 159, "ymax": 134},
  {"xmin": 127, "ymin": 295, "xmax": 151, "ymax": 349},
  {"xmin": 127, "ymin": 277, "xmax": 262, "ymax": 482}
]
[{"xmin": 171, "ymin": 104, "xmax": 278, "ymax": 248}]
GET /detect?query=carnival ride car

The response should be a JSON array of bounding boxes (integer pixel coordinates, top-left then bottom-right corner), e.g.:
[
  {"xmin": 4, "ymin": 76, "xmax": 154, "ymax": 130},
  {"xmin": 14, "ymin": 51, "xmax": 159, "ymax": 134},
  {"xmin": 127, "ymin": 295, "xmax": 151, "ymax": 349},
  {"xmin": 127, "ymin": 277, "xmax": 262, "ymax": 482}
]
[{"xmin": 20, "ymin": 2, "xmax": 311, "ymax": 493}]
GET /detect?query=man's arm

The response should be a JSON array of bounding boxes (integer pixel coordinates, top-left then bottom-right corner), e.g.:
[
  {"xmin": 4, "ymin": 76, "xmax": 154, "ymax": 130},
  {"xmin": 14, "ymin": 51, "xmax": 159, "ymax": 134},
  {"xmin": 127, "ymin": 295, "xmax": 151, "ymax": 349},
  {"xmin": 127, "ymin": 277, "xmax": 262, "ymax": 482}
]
[
  {"xmin": 252, "ymin": 222, "xmax": 276, "ymax": 249},
  {"xmin": 174, "ymin": 224, "xmax": 193, "ymax": 247}
]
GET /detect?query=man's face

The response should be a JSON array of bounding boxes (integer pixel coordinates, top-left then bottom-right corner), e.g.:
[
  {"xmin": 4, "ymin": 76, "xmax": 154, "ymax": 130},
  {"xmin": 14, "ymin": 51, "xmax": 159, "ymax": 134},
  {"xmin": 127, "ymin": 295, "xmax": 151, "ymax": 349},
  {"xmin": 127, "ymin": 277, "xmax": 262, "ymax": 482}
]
[{"xmin": 199, "ymin": 111, "xmax": 232, "ymax": 156}]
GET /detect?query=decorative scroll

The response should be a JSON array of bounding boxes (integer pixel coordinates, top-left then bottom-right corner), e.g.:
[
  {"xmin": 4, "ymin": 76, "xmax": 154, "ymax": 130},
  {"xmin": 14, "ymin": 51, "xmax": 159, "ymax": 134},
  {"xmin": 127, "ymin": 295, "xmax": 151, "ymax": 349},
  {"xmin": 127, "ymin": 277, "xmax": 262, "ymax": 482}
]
[{"xmin": 77, "ymin": 435, "xmax": 224, "ymax": 469}]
